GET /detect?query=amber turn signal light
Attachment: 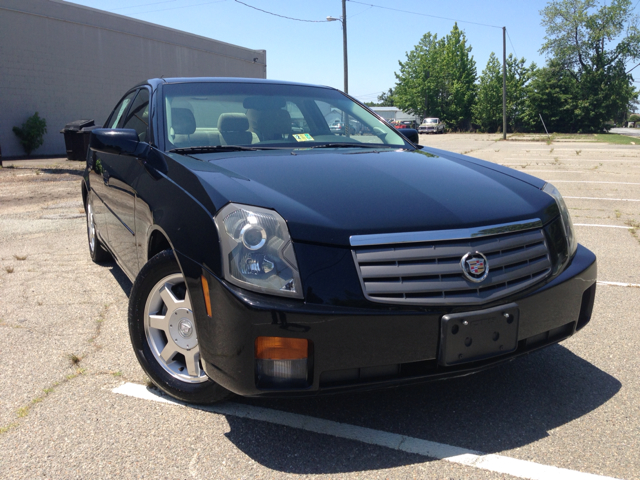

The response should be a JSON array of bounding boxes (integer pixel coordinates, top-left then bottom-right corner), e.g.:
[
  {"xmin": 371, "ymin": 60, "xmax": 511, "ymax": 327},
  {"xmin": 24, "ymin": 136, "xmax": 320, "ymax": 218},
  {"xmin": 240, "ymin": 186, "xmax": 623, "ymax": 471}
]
[
  {"xmin": 201, "ymin": 275, "xmax": 212, "ymax": 317},
  {"xmin": 255, "ymin": 337, "xmax": 308, "ymax": 360}
]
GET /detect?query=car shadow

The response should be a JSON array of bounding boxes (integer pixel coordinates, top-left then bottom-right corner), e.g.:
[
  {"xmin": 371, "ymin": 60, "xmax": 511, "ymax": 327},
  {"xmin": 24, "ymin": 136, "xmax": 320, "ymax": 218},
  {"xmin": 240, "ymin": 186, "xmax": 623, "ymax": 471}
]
[
  {"xmin": 105, "ymin": 262, "xmax": 132, "ymax": 296},
  {"xmin": 39, "ymin": 168, "xmax": 84, "ymax": 176},
  {"xmin": 216, "ymin": 345, "xmax": 619, "ymax": 474}
]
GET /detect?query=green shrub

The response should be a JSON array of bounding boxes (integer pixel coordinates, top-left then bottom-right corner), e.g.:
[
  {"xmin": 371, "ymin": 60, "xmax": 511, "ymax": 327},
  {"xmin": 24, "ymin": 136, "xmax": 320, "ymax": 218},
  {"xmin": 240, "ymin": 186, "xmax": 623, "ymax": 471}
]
[{"xmin": 12, "ymin": 112, "xmax": 47, "ymax": 156}]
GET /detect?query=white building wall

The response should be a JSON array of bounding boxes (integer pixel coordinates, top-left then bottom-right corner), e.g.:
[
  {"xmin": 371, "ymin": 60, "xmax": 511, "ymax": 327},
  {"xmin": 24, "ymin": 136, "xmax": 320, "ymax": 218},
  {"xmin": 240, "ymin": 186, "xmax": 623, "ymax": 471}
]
[{"xmin": 0, "ymin": 0, "xmax": 266, "ymax": 157}]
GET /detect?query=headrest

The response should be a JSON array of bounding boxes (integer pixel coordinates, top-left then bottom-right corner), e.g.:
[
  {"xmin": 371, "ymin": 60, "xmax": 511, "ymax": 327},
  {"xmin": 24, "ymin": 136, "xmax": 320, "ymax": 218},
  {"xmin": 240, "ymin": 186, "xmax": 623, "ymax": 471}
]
[
  {"xmin": 218, "ymin": 113, "xmax": 249, "ymax": 132},
  {"xmin": 272, "ymin": 109, "xmax": 292, "ymax": 132},
  {"xmin": 171, "ymin": 108, "xmax": 196, "ymax": 135},
  {"xmin": 243, "ymin": 96, "xmax": 286, "ymax": 110}
]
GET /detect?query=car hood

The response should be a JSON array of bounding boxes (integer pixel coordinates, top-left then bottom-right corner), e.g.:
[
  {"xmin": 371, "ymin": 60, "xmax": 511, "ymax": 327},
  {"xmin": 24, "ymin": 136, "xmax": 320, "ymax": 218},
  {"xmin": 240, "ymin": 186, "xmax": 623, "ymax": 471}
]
[{"xmin": 186, "ymin": 147, "xmax": 555, "ymax": 247}]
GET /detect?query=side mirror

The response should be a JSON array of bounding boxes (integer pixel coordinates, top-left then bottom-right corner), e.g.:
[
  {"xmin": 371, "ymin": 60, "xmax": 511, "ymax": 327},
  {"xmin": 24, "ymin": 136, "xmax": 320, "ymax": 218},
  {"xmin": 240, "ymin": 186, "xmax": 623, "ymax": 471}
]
[
  {"xmin": 90, "ymin": 128, "xmax": 139, "ymax": 156},
  {"xmin": 399, "ymin": 128, "xmax": 419, "ymax": 144}
]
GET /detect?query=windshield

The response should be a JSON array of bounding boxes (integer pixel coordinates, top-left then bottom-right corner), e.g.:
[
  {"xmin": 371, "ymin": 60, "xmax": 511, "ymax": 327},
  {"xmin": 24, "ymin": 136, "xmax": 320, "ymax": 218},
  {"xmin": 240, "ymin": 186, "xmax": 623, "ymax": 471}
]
[
  {"xmin": 423, "ymin": 118, "xmax": 439, "ymax": 124},
  {"xmin": 162, "ymin": 82, "xmax": 409, "ymax": 151}
]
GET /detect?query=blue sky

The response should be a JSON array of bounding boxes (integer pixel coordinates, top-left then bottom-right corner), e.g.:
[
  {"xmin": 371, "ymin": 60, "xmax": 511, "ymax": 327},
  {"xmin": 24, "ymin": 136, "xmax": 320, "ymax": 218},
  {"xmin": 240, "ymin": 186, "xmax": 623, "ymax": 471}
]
[{"xmin": 66, "ymin": 0, "xmax": 640, "ymax": 103}]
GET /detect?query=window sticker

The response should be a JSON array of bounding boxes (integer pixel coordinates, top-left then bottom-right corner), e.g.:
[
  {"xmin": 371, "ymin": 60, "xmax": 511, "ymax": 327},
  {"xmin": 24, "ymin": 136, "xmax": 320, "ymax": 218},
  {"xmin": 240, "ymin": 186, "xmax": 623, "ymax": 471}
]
[{"xmin": 292, "ymin": 133, "xmax": 314, "ymax": 142}]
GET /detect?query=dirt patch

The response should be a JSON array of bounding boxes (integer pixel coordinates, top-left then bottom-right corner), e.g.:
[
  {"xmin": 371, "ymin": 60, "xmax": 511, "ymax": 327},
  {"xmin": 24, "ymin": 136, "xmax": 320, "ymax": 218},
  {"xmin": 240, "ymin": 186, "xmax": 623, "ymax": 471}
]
[{"xmin": 0, "ymin": 163, "xmax": 84, "ymax": 214}]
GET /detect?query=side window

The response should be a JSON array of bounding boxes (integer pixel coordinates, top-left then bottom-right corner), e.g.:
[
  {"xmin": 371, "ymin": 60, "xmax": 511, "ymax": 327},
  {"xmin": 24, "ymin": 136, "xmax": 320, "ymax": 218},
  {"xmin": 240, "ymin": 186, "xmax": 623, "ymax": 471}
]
[
  {"xmin": 106, "ymin": 91, "xmax": 136, "ymax": 129},
  {"xmin": 122, "ymin": 88, "xmax": 150, "ymax": 141}
]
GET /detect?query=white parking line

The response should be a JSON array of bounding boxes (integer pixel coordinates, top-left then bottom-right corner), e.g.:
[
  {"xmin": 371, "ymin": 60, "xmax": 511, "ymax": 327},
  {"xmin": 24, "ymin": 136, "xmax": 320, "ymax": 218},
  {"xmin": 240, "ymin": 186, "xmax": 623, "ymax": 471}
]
[
  {"xmin": 502, "ymin": 159, "xmax": 640, "ymax": 162},
  {"xmin": 507, "ymin": 170, "xmax": 594, "ymax": 173},
  {"xmin": 113, "ymin": 382, "xmax": 619, "ymax": 480},
  {"xmin": 548, "ymin": 180, "xmax": 640, "ymax": 185},
  {"xmin": 597, "ymin": 281, "xmax": 640, "ymax": 288},
  {"xmin": 574, "ymin": 224, "xmax": 632, "ymax": 229},
  {"xmin": 564, "ymin": 196, "xmax": 640, "ymax": 202}
]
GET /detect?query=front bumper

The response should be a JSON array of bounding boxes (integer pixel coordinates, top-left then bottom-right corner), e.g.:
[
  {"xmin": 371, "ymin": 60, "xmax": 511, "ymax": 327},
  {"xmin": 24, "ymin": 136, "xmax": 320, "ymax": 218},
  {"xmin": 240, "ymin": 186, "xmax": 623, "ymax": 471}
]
[{"xmin": 179, "ymin": 244, "xmax": 596, "ymax": 397}]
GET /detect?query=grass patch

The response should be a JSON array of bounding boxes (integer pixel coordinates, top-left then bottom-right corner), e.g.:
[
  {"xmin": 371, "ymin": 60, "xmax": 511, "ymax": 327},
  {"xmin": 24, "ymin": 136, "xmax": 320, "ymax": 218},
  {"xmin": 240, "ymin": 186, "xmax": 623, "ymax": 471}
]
[
  {"xmin": 13, "ymin": 254, "xmax": 27, "ymax": 261},
  {"xmin": 593, "ymin": 133, "xmax": 638, "ymax": 145},
  {"xmin": 512, "ymin": 132, "xmax": 639, "ymax": 145},
  {"xmin": 0, "ymin": 423, "xmax": 19, "ymax": 435},
  {"xmin": 16, "ymin": 407, "xmax": 30, "ymax": 418},
  {"xmin": 4, "ymin": 266, "xmax": 14, "ymax": 273}
]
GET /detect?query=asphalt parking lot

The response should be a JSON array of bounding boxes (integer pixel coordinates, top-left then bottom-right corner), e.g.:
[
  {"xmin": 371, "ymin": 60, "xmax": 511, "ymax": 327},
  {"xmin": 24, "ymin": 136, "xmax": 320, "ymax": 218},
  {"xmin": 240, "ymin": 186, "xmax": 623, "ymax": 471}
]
[{"xmin": 0, "ymin": 133, "xmax": 639, "ymax": 479}]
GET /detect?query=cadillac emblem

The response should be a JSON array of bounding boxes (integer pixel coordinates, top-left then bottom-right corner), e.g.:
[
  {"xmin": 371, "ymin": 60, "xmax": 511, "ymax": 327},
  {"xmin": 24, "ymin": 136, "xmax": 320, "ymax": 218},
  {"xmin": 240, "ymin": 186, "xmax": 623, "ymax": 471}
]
[{"xmin": 461, "ymin": 251, "xmax": 489, "ymax": 283}]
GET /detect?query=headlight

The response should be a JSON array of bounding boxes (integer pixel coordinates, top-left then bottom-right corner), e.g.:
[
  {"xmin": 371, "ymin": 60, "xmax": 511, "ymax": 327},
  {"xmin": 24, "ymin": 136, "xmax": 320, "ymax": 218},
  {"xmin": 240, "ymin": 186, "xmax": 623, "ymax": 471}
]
[
  {"xmin": 214, "ymin": 203, "xmax": 303, "ymax": 298},
  {"xmin": 543, "ymin": 183, "xmax": 578, "ymax": 257}
]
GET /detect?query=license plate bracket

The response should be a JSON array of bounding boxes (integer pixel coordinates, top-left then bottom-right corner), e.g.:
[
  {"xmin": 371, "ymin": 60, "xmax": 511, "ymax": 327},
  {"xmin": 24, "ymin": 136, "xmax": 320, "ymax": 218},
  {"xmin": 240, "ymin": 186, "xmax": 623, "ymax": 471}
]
[{"xmin": 439, "ymin": 303, "xmax": 519, "ymax": 366}]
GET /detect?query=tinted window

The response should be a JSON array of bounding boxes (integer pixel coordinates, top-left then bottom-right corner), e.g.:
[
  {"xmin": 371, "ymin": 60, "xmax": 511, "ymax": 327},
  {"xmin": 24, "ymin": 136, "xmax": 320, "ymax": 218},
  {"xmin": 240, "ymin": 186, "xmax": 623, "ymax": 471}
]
[
  {"xmin": 122, "ymin": 88, "xmax": 150, "ymax": 141},
  {"xmin": 106, "ymin": 91, "xmax": 136, "ymax": 129}
]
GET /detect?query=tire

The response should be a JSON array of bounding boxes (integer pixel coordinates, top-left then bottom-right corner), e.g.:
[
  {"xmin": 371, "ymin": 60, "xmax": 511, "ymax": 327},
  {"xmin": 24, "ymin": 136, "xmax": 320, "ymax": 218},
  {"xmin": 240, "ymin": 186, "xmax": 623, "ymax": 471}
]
[
  {"xmin": 128, "ymin": 250, "xmax": 232, "ymax": 404},
  {"xmin": 86, "ymin": 193, "xmax": 112, "ymax": 263}
]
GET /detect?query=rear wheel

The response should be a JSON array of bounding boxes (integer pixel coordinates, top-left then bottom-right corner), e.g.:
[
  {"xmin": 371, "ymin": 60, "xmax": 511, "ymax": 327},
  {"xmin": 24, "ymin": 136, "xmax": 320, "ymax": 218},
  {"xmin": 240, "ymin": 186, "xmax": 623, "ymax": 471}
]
[
  {"xmin": 86, "ymin": 194, "xmax": 111, "ymax": 263},
  {"xmin": 128, "ymin": 250, "xmax": 231, "ymax": 404}
]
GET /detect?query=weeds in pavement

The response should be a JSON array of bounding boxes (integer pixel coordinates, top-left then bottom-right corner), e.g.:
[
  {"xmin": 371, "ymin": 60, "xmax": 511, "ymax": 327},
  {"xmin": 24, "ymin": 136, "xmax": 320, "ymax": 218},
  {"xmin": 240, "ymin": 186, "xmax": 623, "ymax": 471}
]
[
  {"xmin": 13, "ymin": 254, "xmax": 27, "ymax": 261},
  {"xmin": 575, "ymin": 150, "xmax": 582, "ymax": 156},
  {"xmin": 68, "ymin": 353, "xmax": 82, "ymax": 366},
  {"xmin": 4, "ymin": 266, "xmax": 14, "ymax": 273}
]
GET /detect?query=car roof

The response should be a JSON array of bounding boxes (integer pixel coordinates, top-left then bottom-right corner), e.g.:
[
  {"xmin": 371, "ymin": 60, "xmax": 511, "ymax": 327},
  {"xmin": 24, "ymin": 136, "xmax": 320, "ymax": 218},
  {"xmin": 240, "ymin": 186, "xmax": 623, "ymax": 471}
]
[{"xmin": 140, "ymin": 77, "xmax": 333, "ymax": 90}]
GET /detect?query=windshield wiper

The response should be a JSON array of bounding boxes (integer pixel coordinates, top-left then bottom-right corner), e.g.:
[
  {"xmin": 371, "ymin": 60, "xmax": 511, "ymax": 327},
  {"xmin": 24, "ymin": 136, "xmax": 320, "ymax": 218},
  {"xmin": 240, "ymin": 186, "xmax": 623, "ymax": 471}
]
[{"xmin": 169, "ymin": 145, "xmax": 281, "ymax": 154}]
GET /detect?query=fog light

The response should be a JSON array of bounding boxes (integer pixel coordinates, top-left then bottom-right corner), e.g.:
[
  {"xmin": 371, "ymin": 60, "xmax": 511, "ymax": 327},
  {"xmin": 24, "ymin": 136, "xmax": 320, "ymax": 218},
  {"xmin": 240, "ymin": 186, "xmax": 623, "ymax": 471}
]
[{"xmin": 255, "ymin": 337, "xmax": 310, "ymax": 388}]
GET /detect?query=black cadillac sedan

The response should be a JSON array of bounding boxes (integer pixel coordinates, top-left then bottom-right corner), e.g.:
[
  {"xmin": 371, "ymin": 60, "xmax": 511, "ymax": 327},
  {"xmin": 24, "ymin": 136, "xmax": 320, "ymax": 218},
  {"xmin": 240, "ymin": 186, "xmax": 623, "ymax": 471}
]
[{"xmin": 81, "ymin": 78, "xmax": 597, "ymax": 404}]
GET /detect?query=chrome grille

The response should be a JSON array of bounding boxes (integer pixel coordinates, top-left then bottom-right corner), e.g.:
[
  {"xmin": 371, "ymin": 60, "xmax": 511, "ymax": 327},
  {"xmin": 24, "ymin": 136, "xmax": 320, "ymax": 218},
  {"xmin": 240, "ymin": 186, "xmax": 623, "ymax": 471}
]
[{"xmin": 353, "ymin": 228, "xmax": 551, "ymax": 305}]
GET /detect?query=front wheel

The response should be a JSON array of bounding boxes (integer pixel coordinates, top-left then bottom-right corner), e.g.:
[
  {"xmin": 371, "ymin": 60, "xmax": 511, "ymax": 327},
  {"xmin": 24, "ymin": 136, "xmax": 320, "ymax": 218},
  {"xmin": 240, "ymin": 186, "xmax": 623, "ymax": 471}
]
[{"xmin": 128, "ymin": 250, "xmax": 231, "ymax": 404}]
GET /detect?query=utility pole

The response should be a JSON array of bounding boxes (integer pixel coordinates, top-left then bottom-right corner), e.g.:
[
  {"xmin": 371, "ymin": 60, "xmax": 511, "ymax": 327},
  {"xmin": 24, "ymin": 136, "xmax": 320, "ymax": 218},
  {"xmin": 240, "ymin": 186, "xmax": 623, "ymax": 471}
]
[
  {"xmin": 342, "ymin": 0, "xmax": 348, "ymax": 94},
  {"xmin": 503, "ymin": 26, "xmax": 507, "ymax": 140},
  {"xmin": 327, "ymin": 0, "xmax": 348, "ymax": 94}
]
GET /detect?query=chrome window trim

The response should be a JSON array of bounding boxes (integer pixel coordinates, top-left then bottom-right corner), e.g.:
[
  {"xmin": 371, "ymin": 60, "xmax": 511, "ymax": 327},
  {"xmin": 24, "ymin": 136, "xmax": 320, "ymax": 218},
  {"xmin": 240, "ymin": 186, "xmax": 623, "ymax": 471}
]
[{"xmin": 349, "ymin": 219, "xmax": 543, "ymax": 247}]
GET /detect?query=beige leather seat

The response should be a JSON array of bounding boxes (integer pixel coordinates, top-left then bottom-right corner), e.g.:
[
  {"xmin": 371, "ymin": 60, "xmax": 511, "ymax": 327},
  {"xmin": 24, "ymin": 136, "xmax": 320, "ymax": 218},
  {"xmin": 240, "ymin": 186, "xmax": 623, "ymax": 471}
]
[
  {"xmin": 246, "ymin": 108, "xmax": 292, "ymax": 142},
  {"xmin": 217, "ymin": 113, "xmax": 252, "ymax": 145},
  {"xmin": 170, "ymin": 108, "xmax": 196, "ymax": 147}
]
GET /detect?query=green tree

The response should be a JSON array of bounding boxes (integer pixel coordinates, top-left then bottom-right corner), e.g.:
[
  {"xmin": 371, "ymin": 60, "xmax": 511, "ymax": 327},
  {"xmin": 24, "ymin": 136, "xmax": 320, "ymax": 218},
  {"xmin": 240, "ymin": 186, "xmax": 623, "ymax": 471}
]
[
  {"xmin": 377, "ymin": 88, "xmax": 396, "ymax": 106},
  {"xmin": 473, "ymin": 53, "xmax": 536, "ymax": 132},
  {"xmin": 12, "ymin": 112, "xmax": 47, "ymax": 156},
  {"xmin": 394, "ymin": 24, "xmax": 477, "ymax": 130},
  {"xmin": 522, "ymin": 60, "xmax": 578, "ymax": 132},
  {"xmin": 539, "ymin": 0, "xmax": 640, "ymax": 131},
  {"xmin": 473, "ymin": 53, "xmax": 503, "ymax": 132}
]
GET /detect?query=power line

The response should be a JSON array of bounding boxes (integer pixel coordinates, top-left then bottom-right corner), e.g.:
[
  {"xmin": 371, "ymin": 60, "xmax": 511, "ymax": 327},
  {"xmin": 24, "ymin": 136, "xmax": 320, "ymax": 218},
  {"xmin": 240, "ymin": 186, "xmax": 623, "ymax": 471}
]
[
  {"xmin": 121, "ymin": 0, "xmax": 227, "ymax": 15},
  {"xmin": 353, "ymin": 90, "xmax": 385, "ymax": 96},
  {"xmin": 233, "ymin": 0, "xmax": 327, "ymax": 22},
  {"xmin": 347, "ymin": 0, "xmax": 502, "ymax": 29},
  {"xmin": 505, "ymin": 28, "xmax": 518, "ymax": 59},
  {"xmin": 111, "ymin": 0, "xmax": 177, "ymax": 11}
]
